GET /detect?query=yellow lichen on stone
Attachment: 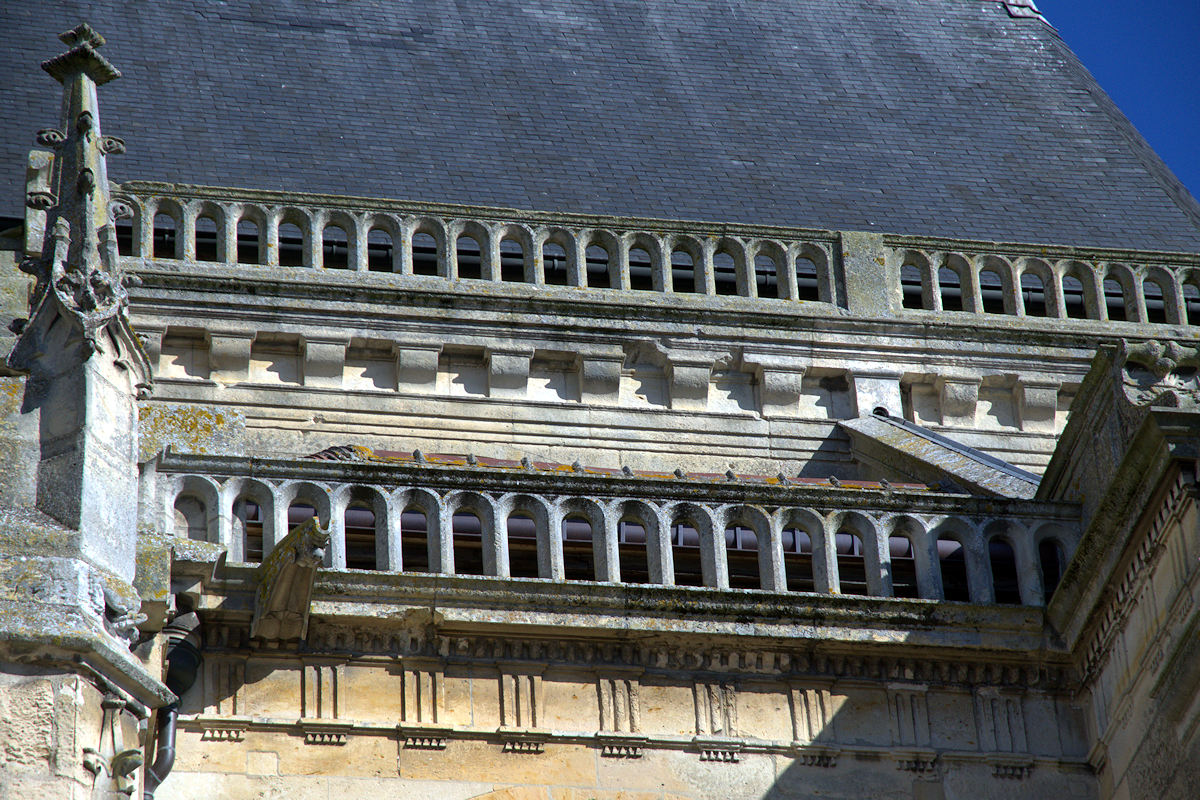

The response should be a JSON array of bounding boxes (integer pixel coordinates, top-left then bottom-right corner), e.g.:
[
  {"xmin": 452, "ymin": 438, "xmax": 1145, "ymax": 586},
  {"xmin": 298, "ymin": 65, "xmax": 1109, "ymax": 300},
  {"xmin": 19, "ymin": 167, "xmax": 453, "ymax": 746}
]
[{"xmin": 138, "ymin": 402, "xmax": 245, "ymax": 461}]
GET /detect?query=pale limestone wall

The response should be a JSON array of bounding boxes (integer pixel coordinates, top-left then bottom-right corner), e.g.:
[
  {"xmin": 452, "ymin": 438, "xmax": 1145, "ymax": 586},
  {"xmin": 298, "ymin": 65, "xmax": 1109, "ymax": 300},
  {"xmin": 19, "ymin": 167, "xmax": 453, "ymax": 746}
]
[
  {"xmin": 0, "ymin": 668, "xmax": 106, "ymax": 800},
  {"xmin": 1081, "ymin": 480, "xmax": 1200, "ymax": 799},
  {"xmin": 157, "ymin": 646, "xmax": 1094, "ymax": 800}
]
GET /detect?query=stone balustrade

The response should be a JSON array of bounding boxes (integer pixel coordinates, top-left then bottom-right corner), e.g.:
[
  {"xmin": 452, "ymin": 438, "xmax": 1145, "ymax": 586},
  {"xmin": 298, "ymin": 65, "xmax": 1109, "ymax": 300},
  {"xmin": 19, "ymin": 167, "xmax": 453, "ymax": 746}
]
[
  {"xmin": 887, "ymin": 234, "xmax": 1200, "ymax": 325},
  {"xmin": 95, "ymin": 182, "xmax": 1200, "ymax": 328},
  {"xmin": 150, "ymin": 450, "xmax": 1080, "ymax": 608},
  {"xmin": 111, "ymin": 182, "xmax": 839, "ymax": 303}
]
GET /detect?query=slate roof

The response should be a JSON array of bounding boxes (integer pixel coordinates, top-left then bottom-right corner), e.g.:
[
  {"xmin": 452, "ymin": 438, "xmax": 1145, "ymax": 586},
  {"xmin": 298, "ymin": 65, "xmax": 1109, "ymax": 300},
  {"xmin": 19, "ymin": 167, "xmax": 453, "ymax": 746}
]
[{"xmin": 4, "ymin": 0, "xmax": 1199, "ymax": 251}]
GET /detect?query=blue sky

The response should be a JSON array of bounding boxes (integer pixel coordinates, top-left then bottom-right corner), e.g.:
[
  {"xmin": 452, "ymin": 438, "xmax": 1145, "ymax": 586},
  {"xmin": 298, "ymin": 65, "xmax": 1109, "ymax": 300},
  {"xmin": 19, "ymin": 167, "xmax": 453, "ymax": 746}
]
[{"xmin": 1040, "ymin": 0, "xmax": 1200, "ymax": 202}]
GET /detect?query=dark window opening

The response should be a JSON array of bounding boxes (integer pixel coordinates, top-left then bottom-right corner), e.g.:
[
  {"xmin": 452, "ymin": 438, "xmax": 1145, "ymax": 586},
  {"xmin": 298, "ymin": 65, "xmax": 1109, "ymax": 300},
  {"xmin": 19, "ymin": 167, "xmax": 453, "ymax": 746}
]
[
  {"xmin": 115, "ymin": 219, "xmax": 134, "ymax": 256},
  {"xmin": 586, "ymin": 245, "xmax": 612, "ymax": 288},
  {"xmin": 713, "ymin": 251, "xmax": 738, "ymax": 296},
  {"xmin": 543, "ymin": 242, "xmax": 568, "ymax": 286},
  {"xmin": 1104, "ymin": 279, "xmax": 1127, "ymax": 321},
  {"xmin": 1186, "ymin": 283, "xmax": 1200, "ymax": 326},
  {"xmin": 322, "ymin": 225, "xmax": 349, "ymax": 269},
  {"xmin": 979, "ymin": 270, "xmax": 1006, "ymax": 314},
  {"xmin": 629, "ymin": 247, "xmax": 654, "ymax": 291},
  {"xmin": 900, "ymin": 264, "xmax": 923, "ymax": 309},
  {"xmin": 755, "ymin": 255, "xmax": 780, "ymax": 299},
  {"xmin": 617, "ymin": 520, "xmax": 650, "ymax": 584},
  {"xmin": 795, "ymin": 257, "xmax": 821, "ymax": 302},
  {"xmin": 725, "ymin": 525, "xmax": 760, "ymax": 590},
  {"xmin": 400, "ymin": 509, "xmax": 429, "ymax": 572},
  {"xmin": 507, "ymin": 513, "xmax": 539, "ymax": 578},
  {"xmin": 781, "ymin": 528, "xmax": 814, "ymax": 592},
  {"xmin": 889, "ymin": 535, "xmax": 919, "ymax": 598},
  {"xmin": 562, "ymin": 516, "xmax": 595, "ymax": 581},
  {"xmin": 412, "ymin": 232, "xmax": 438, "ymax": 276},
  {"xmin": 153, "ymin": 213, "xmax": 177, "ymax": 259},
  {"xmin": 1021, "ymin": 273, "xmax": 1047, "ymax": 317},
  {"xmin": 937, "ymin": 537, "xmax": 969, "ymax": 602},
  {"xmin": 194, "ymin": 215, "xmax": 218, "ymax": 262},
  {"xmin": 278, "ymin": 222, "xmax": 304, "ymax": 267},
  {"xmin": 1063, "ymin": 275, "xmax": 1087, "ymax": 319},
  {"xmin": 237, "ymin": 219, "xmax": 260, "ymax": 264},
  {"xmin": 989, "ymin": 538, "xmax": 1021, "ymax": 604},
  {"xmin": 835, "ymin": 532, "xmax": 868, "ymax": 596},
  {"xmin": 671, "ymin": 250, "xmax": 696, "ymax": 294},
  {"xmin": 1039, "ymin": 539, "xmax": 1065, "ymax": 603},
  {"xmin": 938, "ymin": 267, "xmax": 962, "ymax": 312},
  {"xmin": 671, "ymin": 522, "xmax": 704, "ymax": 586},
  {"xmin": 344, "ymin": 505, "xmax": 377, "ymax": 570},
  {"xmin": 234, "ymin": 499, "xmax": 263, "ymax": 563},
  {"xmin": 367, "ymin": 228, "xmax": 393, "ymax": 272},
  {"xmin": 456, "ymin": 235, "xmax": 482, "ymax": 280},
  {"xmin": 1144, "ymin": 279, "xmax": 1168, "ymax": 324},
  {"xmin": 452, "ymin": 511, "xmax": 485, "ymax": 576},
  {"xmin": 500, "ymin": 238, "xmax": 525, "ymax": 282}
]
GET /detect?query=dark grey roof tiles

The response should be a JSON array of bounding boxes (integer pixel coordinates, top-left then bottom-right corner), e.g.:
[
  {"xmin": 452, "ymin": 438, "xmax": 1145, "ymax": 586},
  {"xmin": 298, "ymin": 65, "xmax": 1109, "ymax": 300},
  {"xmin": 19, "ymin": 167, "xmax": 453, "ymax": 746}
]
[{"xmin": 3, "ymin": 0, "xmax": 1199, "ymax": 251}]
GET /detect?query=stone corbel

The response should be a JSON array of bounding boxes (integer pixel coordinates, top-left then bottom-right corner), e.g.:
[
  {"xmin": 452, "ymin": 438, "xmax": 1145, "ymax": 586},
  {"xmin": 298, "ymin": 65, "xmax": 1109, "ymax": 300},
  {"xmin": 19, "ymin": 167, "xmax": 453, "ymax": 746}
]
[
  {"xmin": 302, "ymin": 333, "xmax": 349, "ymax": 389},
  {"xmin": 1015, "ymin": 377, "xmax": 1059, "ymax": 432},
  {"xmin": 207, "ymin": 330, "xmax": 254, "ymax": 385},
  {"xmin": 487, "ymin": 346, "xmax": 534, "ymax": 399},
  {"xmin": 850, "ymin": 367, "xmax": 903, "ymax": 418},
  {"xmin": 935, "ymin": 374, "xmax": 981, "ymax": 426},
  {"xmin": 744, "ymin": 352, "xmax": 805, "ymax": 417},
  {"xmin": 395, "ymin": 341, "xmax": 441, "ymax": 393},
  {"xmin": 666, "ymin": 354, "xmax": 715, "ymax": 412},
  {"xmin": 135, "ymin": 323, "xmax": 167, "ymax": 372},
  {"xmin": 577, "ymin": 347, "xmax": 625, "ymax": 404},
  {"xmin": 250, "ymin": 518, "xmax": 329, "ymax": 647}
]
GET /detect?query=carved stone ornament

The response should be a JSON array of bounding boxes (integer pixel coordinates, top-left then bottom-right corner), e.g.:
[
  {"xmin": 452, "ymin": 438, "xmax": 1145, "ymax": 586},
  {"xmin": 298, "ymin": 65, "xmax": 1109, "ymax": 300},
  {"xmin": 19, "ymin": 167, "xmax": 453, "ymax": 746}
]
[
  {"xmin": 6, "ymin": 22, "xmax": 151, "ymax": 384},
  {"xmin": 250, "ymin": 518, "xmax": 330, "ymax": 646},
  {"xmin": 1118, "ymin": 339, "xmax": 1200, "ymax": 409}
]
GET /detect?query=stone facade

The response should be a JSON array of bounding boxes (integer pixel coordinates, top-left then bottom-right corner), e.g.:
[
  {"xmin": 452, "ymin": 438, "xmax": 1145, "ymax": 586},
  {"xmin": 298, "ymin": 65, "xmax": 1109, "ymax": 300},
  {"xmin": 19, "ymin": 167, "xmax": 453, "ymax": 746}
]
[{"xmin": 2, "ymin": 14, "xmax": 1200, "ymax": 800}]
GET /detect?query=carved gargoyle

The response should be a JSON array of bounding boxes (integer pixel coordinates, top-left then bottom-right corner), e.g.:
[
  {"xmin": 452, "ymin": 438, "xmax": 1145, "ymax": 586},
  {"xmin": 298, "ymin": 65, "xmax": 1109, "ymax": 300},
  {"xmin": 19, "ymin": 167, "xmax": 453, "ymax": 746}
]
[
  {"xmin": 1118, "ymin": 339, "xmax": 1200, "ymax": 409},
  {"xmin": 250, "ymin": 518, "xmax": 329, "ymax": 647}
]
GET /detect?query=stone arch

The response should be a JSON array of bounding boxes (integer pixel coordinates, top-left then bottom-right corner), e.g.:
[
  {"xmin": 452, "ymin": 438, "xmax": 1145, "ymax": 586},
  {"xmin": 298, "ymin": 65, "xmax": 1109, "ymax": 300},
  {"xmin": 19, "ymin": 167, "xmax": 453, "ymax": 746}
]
[
  {"xmin": 1142, "ymin": 265, "xmax": 1182, "ymax": 324},
  {"xmin": 610, "ymin": 498, "xmax": 662, "ymax": 585},
  {"xmin": 1101, "ymin": 262, "xmax": 1138, "ymax": 322},
  {"xmin": 557, "ymin": 496, "xmax": 610, "ymax": 581},
  {"xmin": 220, "ymin": 477, "xmax": 276, "ymax": 564},
  {"xmin": 983, "ymin": 520, "xmax": 1023, "ymax": 605},
  {"xmin": 332, "ymin": 484, "xmax": 389, "ymax": 571},
  {"xmin": 443, "ymin": 489, "xmax": 500, "ymax": 577},
  {"xmin": 405, "ymin": 215, "xmax": 448, "ymax": 277},
  {"xmin": 778, "ymin": 506, "xmax": 825, "ymax": 592},
  {"xmin": 665, "ymin": 501, "xmax": 718, "ymax": 588},
  {"xmin": 234, "ymin": 204, "xmax": 269, "ymax": 265},
  {"xmin": 719, "ymin": 504, "xmax": 778, "ymax": 590},
  {"xmin": 884, "ymin": 515, "xmax": 934, "ymax": 599},
  {"xmin": 976, "ymin": 254, "xmax": 1016, "ymax": 314},
  {"xmin": 170, "ymin": 474, "xmax": 220, "ymax": 544},
  {"xmin": 392, "ymin": 487, "xmax": 442, "ymax": 573},
  {"xmin": 749, "ymin": 239, "xmax": 788, "ymax": 300},
  {"xmin": 667, "ymin": 234, "xmax": 706, "ymax": 294},
  {"xmin": 827, "ymin": 510, "xmax": 883, "ymax": 596},
  {"xmin": 496, "ymin": 492, "xmax": 554, "ymax": 580},
  {"xmin": 897, "ymin": 249, "xmax": 933, "ymax": 310},
  {"xmin": 928, "ymin": 516, "xmax": 985, "ymax": 602},
  {"xmin": 712, "ymin": 236, "xmax": 750, "ymax": 297}
]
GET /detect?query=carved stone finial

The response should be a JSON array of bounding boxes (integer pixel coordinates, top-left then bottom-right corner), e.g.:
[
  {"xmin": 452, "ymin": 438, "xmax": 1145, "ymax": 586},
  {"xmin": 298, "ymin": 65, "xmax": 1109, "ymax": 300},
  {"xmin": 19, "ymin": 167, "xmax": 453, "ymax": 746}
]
[
  {"xmin": 9, "ymin": 24, "xmax": 148, "ymax": 381},
  {"xmin": 42, "ymin": 23, "xmax": 120, "ymax": 85}
]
